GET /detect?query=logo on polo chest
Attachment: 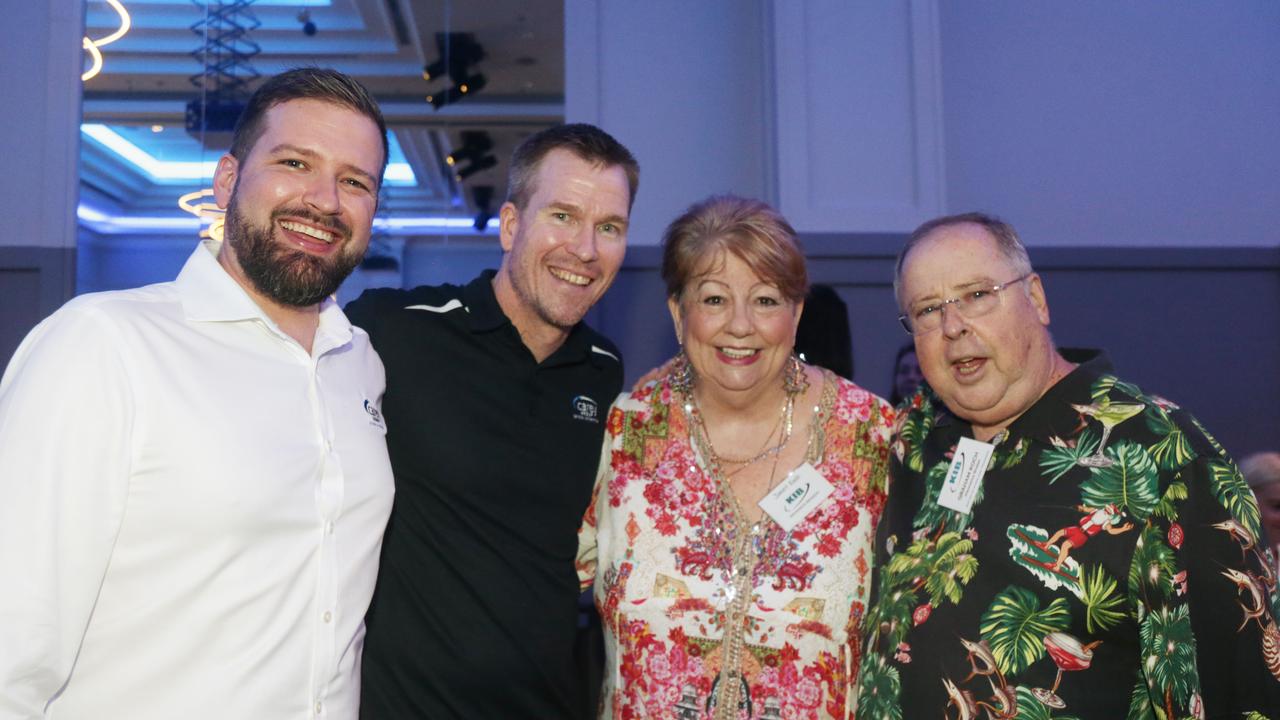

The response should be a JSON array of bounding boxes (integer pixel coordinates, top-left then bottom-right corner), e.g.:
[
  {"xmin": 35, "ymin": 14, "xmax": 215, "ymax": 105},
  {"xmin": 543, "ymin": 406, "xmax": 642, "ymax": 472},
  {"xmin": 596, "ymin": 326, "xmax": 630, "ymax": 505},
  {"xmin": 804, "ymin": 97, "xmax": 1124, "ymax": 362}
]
[{"xmin": 572, "ymin": 395, "xmax": 599, "ymax": 423}]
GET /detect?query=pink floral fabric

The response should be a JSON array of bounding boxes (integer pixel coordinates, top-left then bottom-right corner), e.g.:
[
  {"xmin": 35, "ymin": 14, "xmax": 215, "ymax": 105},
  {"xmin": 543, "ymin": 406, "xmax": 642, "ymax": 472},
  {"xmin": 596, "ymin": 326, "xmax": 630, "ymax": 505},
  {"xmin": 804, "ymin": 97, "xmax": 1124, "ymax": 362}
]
[{"xmin": 578, "ymin": 370, "xmax": 892, "ymax": 719}]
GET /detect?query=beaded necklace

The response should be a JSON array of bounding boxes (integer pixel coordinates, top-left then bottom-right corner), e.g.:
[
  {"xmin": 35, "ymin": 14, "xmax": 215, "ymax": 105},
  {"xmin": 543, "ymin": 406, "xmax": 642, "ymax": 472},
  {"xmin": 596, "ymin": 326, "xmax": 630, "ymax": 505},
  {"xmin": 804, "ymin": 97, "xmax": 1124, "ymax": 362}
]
[{"xmin": 679, "ymin": 358, "xmax": 822, "ymax": 720}]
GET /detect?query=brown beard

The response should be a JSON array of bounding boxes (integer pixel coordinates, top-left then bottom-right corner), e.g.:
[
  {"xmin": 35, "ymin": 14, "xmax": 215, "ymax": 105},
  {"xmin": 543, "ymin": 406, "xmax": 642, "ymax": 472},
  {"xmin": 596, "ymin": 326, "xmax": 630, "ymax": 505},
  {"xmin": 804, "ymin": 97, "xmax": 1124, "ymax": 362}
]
[{"xmin": 223, "ymin": 196, "xmax": 362, "ymax": 308}]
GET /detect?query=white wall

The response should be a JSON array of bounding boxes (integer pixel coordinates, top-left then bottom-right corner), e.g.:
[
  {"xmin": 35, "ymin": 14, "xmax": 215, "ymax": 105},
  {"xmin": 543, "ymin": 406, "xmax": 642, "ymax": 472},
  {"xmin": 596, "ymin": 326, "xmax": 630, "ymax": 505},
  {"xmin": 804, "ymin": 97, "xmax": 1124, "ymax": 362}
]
[
  {"xmin": 565, "ymin": 0, "xmax": 771, "ymax": 246},
  {"xmin": 2, "ymin": 0, "xmax": 82, "ymax": 251},
  {"xmin": 939, "ymin": 1, "xmax": 1280, "ymax": 247},
  {"xmin": 567, "ymin": 1, "xmax": 1279, "ymax": 248}
]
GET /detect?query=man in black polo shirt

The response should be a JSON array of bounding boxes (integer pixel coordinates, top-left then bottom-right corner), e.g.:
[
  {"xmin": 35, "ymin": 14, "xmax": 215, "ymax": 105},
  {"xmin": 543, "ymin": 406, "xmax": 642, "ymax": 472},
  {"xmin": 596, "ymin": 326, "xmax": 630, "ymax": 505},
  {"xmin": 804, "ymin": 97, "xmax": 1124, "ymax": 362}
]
[{"xmin": 348, "ymin": 124, "xmax": 639, "ymax": 719}]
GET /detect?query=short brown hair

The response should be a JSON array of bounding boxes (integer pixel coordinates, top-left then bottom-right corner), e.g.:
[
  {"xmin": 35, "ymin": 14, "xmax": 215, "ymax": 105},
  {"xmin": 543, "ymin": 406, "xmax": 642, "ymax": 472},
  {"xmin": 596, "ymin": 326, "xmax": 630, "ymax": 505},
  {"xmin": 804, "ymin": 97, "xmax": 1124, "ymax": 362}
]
[
  {"xmin": 661, "ymin": 195, "xmax": 808, "ymax": 304},
  {"xmin": 505, "ymin": 124, "xmax": 640, "ymax": 210},
  {"xmin": 229, "ymin": 67, "xmax": 389, "ymax": 185}
]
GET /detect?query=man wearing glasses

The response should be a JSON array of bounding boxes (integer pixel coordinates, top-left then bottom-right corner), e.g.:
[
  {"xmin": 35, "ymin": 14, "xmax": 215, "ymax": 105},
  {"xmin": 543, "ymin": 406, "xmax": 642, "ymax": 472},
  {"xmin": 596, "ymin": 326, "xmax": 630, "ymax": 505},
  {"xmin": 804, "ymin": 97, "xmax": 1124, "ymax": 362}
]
[{"xmin": 856, "ymin": 213, "xmax": 1280, "ymax": 718}]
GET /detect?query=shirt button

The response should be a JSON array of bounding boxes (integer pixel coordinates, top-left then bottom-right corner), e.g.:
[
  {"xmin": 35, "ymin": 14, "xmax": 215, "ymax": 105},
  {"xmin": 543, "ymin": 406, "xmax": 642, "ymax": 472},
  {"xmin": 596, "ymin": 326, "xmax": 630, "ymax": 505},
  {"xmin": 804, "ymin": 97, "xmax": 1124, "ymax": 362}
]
[
  {"xmin": 314, "ymin": 701, "xmax": 322, "ymax": 715},
  {"xmin": 323, "ymin": 611, "xmax": 332, "ymax": 623},
  {"xmin": 326, "ymin": 521, "xmax": 335, "ymax": 535}
]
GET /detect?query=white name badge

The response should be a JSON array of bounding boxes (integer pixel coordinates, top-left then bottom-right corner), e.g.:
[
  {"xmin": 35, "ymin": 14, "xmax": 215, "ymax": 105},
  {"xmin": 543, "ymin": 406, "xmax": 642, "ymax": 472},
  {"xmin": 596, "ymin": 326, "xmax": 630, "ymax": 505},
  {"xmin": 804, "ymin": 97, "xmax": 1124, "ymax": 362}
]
[
  {"xmin": 936, "ymin": 436, "xmax": 995, "ymax": 515},
  {"xmin": 759, "ymin": 463, "xmax": 835, "ymax": 532}
]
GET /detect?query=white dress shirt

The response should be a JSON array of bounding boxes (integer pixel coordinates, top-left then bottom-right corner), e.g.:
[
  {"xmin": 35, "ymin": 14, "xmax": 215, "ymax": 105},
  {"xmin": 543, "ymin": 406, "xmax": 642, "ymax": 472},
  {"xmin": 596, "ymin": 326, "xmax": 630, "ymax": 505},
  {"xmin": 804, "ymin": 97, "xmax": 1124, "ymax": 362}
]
[{"xmin": 0, "ymin": 240, "xmax": 394, "ymax": 719}]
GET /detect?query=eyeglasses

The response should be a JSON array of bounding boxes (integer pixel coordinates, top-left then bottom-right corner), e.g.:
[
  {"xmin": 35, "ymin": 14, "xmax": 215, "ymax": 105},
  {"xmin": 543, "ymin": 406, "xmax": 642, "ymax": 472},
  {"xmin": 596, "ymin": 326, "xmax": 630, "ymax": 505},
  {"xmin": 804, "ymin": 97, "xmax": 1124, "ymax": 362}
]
[{"xmin": 898, "ymin": 273, "xmax": 1031, "ymax": 335}]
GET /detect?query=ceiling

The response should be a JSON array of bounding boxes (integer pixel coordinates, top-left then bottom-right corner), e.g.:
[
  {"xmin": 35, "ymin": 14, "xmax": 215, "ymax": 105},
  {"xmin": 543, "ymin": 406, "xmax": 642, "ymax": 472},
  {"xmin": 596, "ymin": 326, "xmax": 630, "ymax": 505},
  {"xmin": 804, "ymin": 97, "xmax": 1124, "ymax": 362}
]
[{"xmin": 80, "ymin": 0, "xmax": 565, "ymax": 236}]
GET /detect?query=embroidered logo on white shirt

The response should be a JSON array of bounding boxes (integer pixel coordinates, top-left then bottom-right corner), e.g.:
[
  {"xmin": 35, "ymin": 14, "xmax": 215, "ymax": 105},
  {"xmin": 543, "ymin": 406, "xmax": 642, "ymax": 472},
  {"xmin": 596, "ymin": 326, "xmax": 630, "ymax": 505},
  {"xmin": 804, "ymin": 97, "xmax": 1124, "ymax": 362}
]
[{"xmin": 363, "ymin": 398, "xmax": 387, "ymax": 431}]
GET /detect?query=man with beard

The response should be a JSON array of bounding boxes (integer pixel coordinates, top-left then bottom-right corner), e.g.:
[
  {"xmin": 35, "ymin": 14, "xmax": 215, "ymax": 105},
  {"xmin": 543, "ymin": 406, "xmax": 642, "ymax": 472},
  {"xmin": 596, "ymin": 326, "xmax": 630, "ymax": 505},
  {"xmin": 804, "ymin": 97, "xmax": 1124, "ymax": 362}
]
[
  {"xmin": 347, "ymin": 124, "xmax": 638, "ymax": 719},
  {"xmin": 0, "ymin": 68, "xmax": 394, "ymax": 719}
]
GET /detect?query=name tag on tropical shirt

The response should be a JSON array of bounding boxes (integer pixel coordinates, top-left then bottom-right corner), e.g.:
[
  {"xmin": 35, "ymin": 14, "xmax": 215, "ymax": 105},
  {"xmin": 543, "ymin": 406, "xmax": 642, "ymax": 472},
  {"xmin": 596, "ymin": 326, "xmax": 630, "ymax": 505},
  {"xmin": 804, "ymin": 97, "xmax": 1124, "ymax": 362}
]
[
  {"xmin": 759, "ymin": 462, "xmax": 834, "ymax": 532},
  {"xmin": 936, "ymin": 436, "xmax": 995, "ymax": 515}
]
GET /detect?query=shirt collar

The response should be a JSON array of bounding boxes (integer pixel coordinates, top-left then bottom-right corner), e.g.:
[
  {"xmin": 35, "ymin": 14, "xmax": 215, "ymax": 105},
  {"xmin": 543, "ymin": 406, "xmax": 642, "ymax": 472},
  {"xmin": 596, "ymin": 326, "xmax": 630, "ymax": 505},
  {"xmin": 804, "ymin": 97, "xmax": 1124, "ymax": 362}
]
[
  {"xmin": 461, "ymin": 269, "xmax": 601, "ymax": 366},
  {"xmin": 930, "ymin": 348, "xmax": 1112, "ymax": 444},
  {"xmin": 173, "ymin": 239, "xmax": 353, "ymax": 351},
  {"xmin": 461, "ymin": 269, "xmax": 510, "ymax": 332}
]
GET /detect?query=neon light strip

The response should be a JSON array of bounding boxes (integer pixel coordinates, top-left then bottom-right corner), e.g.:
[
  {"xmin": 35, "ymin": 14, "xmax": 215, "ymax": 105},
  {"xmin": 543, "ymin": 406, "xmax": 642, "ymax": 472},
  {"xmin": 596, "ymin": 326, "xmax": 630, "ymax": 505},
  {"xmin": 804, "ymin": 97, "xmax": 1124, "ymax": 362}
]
[
  {"xmin": 81, "ymin": 124, "xmax": 417, "ymax": 185},
  {"xmin": 374, "ymin": 217, "xmax": 496, "ymax": 231},
  {"xmin": 78, "ymin": 203, "xmax": 497, "ymax": 235},
  {"xmin": 82, "ymin": 0, "xmax": 131, "ymax": 82},
  {"xmin": 123, "ymin": 0, "xmax": 329, "ymax": 4}
]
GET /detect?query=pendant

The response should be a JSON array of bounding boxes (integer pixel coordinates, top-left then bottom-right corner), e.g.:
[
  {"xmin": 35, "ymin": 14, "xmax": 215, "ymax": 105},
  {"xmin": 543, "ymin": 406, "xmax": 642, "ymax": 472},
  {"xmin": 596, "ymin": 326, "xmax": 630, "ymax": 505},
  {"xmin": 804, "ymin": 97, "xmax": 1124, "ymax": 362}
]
[{"xmin": 713, "ymin": 574, "xmax": 736, "ymax": 610}]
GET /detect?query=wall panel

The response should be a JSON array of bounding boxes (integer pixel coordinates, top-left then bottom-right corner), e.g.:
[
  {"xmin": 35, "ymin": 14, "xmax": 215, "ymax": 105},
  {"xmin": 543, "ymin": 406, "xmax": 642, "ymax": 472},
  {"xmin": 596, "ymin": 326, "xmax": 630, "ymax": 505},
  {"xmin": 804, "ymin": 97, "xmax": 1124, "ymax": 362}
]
[{"xmin": 0, "ymin": 248, "xmax": 76, "ymax": 370}]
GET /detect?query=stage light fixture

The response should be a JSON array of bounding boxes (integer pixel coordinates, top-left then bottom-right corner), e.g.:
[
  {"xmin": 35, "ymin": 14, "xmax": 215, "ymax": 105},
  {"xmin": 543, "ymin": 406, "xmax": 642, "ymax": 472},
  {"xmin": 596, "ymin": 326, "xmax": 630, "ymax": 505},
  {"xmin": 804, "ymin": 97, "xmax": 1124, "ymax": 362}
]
[
  {"xmin": 446, "ymin": 131, "xmax": 494, "ymax": 167},
  {"xmin": 446, "ymin": 131, "xmax": 497, "ymax": 183},
  {"xmin": 471, "ymin": 186, "xmax": 495, "ymax": 232},
  {"xmin": 455, "ymin": 155, "xmax": 496, "ymax": 181},
  {"xmin": 428, "ymin": 74, "xmax": 486, "ymax": 110},
  {"xmin": 421, "ymin": 32, "xmax": 486, "ymax": 110},
  {"xmin": 297, "ymin": 9, "xmax": 317, "ymax": 36}
]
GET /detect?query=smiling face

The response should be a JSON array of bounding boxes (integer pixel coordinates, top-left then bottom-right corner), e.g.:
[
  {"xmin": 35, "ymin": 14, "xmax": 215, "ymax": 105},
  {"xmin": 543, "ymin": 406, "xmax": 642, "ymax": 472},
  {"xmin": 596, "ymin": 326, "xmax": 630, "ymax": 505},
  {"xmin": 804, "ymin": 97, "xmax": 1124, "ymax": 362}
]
[
  {"xmin": 669, "ymin": 249, "xmax": 803, "ymax": 403},
  {"xmin": 493, "ymin": 148, "xmax": 630, "ymax": 352},
  {"xmin": 213, "ymin": 98, "xmax": 383, "ymax": 309},
  {"xmin": 899, "ymin": 222, "xmax": 1059, "ymax": 439}
]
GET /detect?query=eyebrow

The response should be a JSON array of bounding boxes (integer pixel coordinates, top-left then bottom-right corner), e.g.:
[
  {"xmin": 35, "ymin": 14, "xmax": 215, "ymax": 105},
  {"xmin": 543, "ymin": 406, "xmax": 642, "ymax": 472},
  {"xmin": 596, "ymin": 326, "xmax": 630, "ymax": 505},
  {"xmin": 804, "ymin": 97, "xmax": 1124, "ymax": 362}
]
[
  {"xmin": 954, "ymin": 277, "xmax": 997, "ymax": 291},
  {"xmin": 693, "ymin": 277, "xmax": 780, "ymax": 294},
  {"xmin": 546, "ymin": 201, "xmax": 628, "ymax": 228},
  {"xmin": 907, "ymin": 278, "xmax": 997, "ymax": 306},
  {"xmin": 265, "ymin": 143, "xmax": 380, "ymax": 187}
]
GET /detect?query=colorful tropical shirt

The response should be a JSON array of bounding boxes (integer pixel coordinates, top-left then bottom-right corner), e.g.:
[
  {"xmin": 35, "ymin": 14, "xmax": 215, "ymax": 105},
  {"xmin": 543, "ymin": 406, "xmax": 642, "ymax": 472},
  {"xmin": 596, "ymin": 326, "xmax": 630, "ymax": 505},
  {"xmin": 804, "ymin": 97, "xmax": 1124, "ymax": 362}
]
[
  {"xmin": 857, "ymin": 350, "xmax": 1280, "ymax": 720},
  {"xmin": 578, "ymin": 368, "xmax": 893, "ymax": 719}
]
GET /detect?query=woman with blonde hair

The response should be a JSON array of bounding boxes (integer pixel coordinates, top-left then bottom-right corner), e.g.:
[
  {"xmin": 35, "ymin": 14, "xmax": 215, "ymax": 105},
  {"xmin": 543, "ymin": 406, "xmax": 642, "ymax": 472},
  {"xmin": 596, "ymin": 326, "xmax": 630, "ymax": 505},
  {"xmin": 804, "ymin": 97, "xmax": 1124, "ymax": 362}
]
[{"xmin": 578, "ymin": 195, "xmax": 893, "ymax": 719}]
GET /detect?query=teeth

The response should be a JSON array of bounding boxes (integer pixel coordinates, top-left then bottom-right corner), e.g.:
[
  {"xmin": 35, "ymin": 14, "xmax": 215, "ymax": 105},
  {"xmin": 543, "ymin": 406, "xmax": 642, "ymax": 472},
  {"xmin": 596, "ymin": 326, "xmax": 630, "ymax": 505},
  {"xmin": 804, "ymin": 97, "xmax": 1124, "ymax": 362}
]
[
  {"xmin": 549, "ymin": 267, "xmax": 591, "ymax": 286},
  {"xmin": 280, "ymin": 220, "xmax": 334, "ymax": 243},
  {"xmin": 721, "ymin": 347, "xmax": 757, "ymax": 359}
]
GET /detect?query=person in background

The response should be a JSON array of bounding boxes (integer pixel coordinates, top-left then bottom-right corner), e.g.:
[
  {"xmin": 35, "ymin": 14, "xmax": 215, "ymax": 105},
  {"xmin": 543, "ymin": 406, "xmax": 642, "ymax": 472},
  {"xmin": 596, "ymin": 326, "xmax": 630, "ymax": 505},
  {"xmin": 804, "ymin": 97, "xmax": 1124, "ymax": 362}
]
[
  {"xmin": 887, "ymin": 342, "xmax": 923, "ymax": 407},
  {"xmin": 1242, "ymin": 451, "xmax": 1280, "ymax": 550},
  {"xmin": 0, "ymin": 68, "xmax": 394, "ymax": 719},
  {"xmin": 858, "ymin": 211, "xmax": 1280, "ymax": 718},
  {"xmin": 578, "ymin": 195, "xmax": 893, "ymax": 719},
  {"xmin": 794, "ymin": 283, "xmax": 854, "ymax": 379},
  {"xmin": 350, "ymin": 124, "xmax": 638, "ymax": 720}
]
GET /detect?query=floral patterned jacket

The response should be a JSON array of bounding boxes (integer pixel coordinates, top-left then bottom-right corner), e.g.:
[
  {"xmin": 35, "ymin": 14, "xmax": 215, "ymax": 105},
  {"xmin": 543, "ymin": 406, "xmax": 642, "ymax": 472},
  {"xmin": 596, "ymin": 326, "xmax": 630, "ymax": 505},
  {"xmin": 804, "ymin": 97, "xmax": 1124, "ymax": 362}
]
[
  {"xmin": 578, "ymin": 368, "xmax": 893, "ymax": 719},
  {"xmin": 857, "ymin": 350, "xmax": 1280, "ymax": 719}
]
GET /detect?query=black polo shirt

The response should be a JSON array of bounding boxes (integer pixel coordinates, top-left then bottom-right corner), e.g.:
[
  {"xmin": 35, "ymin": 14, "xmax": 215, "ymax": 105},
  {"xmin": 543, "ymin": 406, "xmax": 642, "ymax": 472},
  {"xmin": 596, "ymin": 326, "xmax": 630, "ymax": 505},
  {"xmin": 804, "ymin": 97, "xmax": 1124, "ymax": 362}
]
[{"xmin": 347, "ymin": 270, "xmax": 622, "ymax": 720}]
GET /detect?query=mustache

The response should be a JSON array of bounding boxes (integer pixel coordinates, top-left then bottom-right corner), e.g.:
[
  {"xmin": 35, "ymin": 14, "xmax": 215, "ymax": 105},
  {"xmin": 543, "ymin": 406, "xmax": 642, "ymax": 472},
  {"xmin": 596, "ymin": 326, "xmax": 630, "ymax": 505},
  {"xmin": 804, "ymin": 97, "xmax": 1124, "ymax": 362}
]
[{"xmin": 270, "ymin": 206, "xmax": 351, "ymax": 240}]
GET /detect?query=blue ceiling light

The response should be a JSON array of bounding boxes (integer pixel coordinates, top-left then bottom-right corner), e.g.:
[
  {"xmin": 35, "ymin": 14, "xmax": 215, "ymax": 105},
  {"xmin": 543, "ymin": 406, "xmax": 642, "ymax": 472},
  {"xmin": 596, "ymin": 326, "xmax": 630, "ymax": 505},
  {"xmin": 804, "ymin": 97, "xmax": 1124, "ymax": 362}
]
[
  {"xmin": 81, "ymin": 123, "xmax": 417, "ymax": 186},
  {"xmin": 77, "ymin": 203, "xmax": 497, "ymax": 236},
  {"xmin": 78, "ymin": 202, "xmax": 201, "ymax": 233},
  {"xmin": 374, "ymin": 216, "xmax": 497, "ymax": 233},
  {"xmin": 124, "ymin": 0, "xmax": 330, "ymax": 6},
  {"xmin": 82, "ymin": 124, "xmax": 217, "ymax": 181}
]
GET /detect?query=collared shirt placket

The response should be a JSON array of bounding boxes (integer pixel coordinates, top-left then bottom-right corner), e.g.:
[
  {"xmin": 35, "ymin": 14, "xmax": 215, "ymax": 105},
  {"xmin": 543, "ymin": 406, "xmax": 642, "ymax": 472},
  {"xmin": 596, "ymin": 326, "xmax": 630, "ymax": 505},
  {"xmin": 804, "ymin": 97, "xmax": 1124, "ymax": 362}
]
[{"xmin": 277, "ymin": 329, "xmax": 346, "ymax": 718}]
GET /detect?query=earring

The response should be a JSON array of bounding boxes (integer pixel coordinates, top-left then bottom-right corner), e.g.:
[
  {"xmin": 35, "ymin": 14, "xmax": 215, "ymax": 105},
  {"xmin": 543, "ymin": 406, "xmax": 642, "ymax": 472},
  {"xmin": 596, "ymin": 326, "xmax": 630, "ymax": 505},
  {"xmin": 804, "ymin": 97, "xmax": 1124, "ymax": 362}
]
[
  {"xmin": 669, "ymin": 348, "xmax": 695, "ymax": 395},
  {"xmin": 783, "ymin": 354, "xmax": 808, "ymax": 395}
]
